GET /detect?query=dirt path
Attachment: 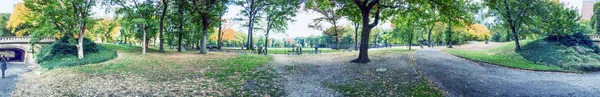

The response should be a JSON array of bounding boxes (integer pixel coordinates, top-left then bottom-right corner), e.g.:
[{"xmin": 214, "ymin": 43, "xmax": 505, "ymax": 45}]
[
  {"xmin": 413, "ymin": 49, "xmax": 600, "ymax": 96},
  {"xmin": 270, "ymin": 54, "xmax": 345, "ymax": 97},
  {"xmin": 454, "ymin": 41, "xmax": 508, "ymax": 50},
  {"xmin": 269, "ymin": 49, "xmax": 421, "ymax": 97},
  {"xmin": 0, "ymin": 63, "xmax": 29, "ymax": 97}
]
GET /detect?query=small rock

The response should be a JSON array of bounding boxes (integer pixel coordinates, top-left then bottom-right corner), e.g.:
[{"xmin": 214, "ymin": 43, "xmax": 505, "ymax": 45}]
[
  {"xmin": 575, "ymin": 46, "xmax": 585, "ymax": 54},
  {"xmin": 376, "ymin": 68, "xmax": 387, "ymax": 72}
]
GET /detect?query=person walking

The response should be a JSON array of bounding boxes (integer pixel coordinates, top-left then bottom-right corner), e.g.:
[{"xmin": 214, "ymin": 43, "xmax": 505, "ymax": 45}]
[{"xmin": 1, "ymin": 55, "xmax": 7, "ymax": 79}]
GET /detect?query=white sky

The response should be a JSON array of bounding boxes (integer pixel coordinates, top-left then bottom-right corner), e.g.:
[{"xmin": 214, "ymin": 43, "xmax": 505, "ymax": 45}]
[{"xmin": 0, "ymin": 0, "xmax": 585, "ymax": 38}]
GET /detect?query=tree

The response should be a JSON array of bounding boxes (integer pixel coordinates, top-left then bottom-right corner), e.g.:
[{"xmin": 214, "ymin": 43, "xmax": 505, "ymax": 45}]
[
  {"xmin": 73, "ymin": 0, "xmax": 96, "ymax": 59},
  {"xmin": 158, "ymin": 0, "xmax": 169, "ymax": 52},
  {"xmin": 536, "ymin": 1, "xmax": 579, "ymax": 40},
  {"xmin": 591, "ymin": 2, "xmax": 600, "ymax": 34},
  {"xmin": 105, "ymin": 0, "xmax": 159, "ymax": 55},
  {"xmin": 211, "ymin": 19, "xmax": 235, "ymax": 42},
  {"xmin": 333, "ymin": 0, "xmax": 475, "ymax": 63},
  {"xmin": 485, "ymin": 0, "xmax": 543, "ymax": 50},
  {"xmin": 6, "ymin": 3, "xmax": 31, "ymax": 36},
  {"xmin": 306, "ymin": 0, "xmax": 343, "ymax": 49},
  {"xmin": 263, "ymin": 0, "xmax": 300, "ymax": 55},
  {"xmin": 217, "ymin": 1, "xmax": 228, "ymax": 50},
  {"xmin": 193, "ymin": 0, "xmax": 227, "ymax": 54},
  {"xmin": 0, "ymin": 13, "xmax": 13, "ymax": 36},
  {"xmin": 236, "ymin": 0, "xmax": 269, "ymax": 50},
  {"xmin": 90, "ymin": 18, "xmax": 120, "ymax": 43},
  {"xmin": 21, "ymin": 0, "xmax": 96, "ymax": 59}
]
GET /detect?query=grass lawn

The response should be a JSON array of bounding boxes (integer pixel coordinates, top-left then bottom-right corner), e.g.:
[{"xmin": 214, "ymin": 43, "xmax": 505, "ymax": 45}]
[
  {"xmin": 443, "ymin": 40, "xmax": 565, "ymax": 72},
  {"xmin": 14, "ymin": 44, "xmax": 282, "ymax": 96}
]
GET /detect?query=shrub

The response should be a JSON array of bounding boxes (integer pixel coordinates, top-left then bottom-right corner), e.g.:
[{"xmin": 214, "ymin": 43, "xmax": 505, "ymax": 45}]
[
  {"xmin": 38, "ymin": 45, "xmax": 117, "ymax": 69},
  {"xmin": 490, "ymin": 32, "xmax": 503, "ymax": 42},
  {"xmin": 36, "ymin": 37, "xmax": 99, "ymax": 62},
  {"xmin": 545, "ymin": 32, "xmax": 600, "ymax": 53}
]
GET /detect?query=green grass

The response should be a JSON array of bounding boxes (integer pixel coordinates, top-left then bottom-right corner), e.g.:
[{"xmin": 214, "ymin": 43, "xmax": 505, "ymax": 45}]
[
  {"xmin": 444, "ymin": 40, "xmax": 565, "ymax": 72},
  {"xmin": 75, "ymin": 44, "xmax": 283, "ymax": 96},
  {"xmin": 38, "ymin": 45, "xmax": 118, "ymax": 69},
  {"xmin": 517, "ymin": 40, "xmax": 600, "ymax": 72},
  {"xmin": 411, "ymin": 76, "xmax": 444, "ymax": 97}
]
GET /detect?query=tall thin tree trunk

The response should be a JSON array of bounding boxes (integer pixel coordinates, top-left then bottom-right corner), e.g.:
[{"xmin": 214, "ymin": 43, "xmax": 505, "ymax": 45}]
[
  {"xmin": 217, "ymin": 2, "xmax": 224, "ymax": 50},
  {"xmin": 247, "ymin": 16, "xmax": 254, "ymax": 50},
  {"xmin": 333, "ymin": 22, "xmax": 339, "ymax": 49},
  {"xmin": 200, "ymin": 18, "xmax": 209, "ymax": 54},
  {"xmin": 78, "ymin": 17, "xmax": 85, "ymax": 59},
  {"xmin": 427, "ymin": 23, "xmax": 434, "ymax": 48},
  {"xmin": 159, "ymin": 0, "xmax": 168, "ymax": 52},
  {"xmin": 354, "ymin": 23, "xmax": 359, "ymax": 50},
  {"xmin": 264, "ymin": 18, "xmax": 271, "ymax": 55},
  {"xmin": 142, "ymin": 25, "xmax": 147, "ymax": 55},
  {"xmin": 265, "ymin": 30, "xmax": 270, "ymax": 55},
  {"xmin": 177, "ymin": 21, "xmax": 183, "ymax": 52},
  {"xmin": 510, "ymin": 26, "xmax": 521, "ymax": 50}
]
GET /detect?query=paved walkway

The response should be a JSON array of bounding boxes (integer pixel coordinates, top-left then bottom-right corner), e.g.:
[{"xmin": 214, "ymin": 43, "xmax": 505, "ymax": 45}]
[
  {"xmin": 413, "ymin": 49, "xmax": 600, "ymax": 97},
  {"xmin": 0, "ymin": 62, "xmax": 29, "ymax": 97}
]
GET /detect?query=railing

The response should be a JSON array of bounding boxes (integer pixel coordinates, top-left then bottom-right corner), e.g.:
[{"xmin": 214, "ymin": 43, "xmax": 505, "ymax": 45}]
[
  {"xmin": 591, "ymin": 35, "xmax": 600, "ymax": 39},
  {"xmin": 0, "ymin": 36, "xmax": 55, "ymax": 43}
]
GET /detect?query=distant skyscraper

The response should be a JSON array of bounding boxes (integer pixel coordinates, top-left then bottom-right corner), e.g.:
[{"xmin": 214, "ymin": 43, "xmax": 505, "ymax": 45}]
[{"xmin": 582, "ymin": 0, "xmax": 600, "ymax": 20}]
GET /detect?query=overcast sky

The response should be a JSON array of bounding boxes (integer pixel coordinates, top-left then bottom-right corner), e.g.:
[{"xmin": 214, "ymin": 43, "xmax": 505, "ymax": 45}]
[{"xmin": 0, "ymin": 0, "xmax": 585, "ymax": 38}]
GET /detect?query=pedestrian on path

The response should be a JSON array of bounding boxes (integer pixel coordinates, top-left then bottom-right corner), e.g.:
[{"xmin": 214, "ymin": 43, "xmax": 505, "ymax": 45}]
[{"xmin": 1, "ymin": 55, "xmax": 8, "ymax": 79}]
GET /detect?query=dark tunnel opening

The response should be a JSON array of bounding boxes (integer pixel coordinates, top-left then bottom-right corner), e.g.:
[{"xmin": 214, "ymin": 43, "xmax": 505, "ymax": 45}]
[{"xmin": 0, "ymin": 48, "xmax": 26, "ymax": 62}]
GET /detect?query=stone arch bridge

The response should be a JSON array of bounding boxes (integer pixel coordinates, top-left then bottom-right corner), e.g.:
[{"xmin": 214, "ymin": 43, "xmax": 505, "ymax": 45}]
[{"xmin": 0, "ymin": 36, "xmax": 55, "ymax": 64}]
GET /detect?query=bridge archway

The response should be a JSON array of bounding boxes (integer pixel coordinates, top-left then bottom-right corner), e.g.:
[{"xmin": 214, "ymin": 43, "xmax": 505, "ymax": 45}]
[{"xmin": 0, "ymin": 47, "xmax": 26, "ymax": 62}]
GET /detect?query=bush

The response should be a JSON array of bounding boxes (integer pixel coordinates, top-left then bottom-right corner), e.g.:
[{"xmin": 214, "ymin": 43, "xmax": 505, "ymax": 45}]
[
  {"xmin": 490, "ymin": 32, "xmax": 503, "ymax": 42},
  {"xmin": 35, "ymin": 36, "xmax": 117, "ymax": 69},
  {"xmin": 38, "ymin": 45, "xmax": 117, "ymax": 69},
  {"xmin": 36, "ymin": 37, "xmax": 99, "ymax": 62},
  {"xmin": 545, "ymin": 32, "xmax": 600, "ymax": 53}
]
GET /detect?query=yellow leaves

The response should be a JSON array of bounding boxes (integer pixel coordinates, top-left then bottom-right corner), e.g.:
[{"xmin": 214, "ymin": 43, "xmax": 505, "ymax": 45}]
[
  {"xmin": 211, "ymin": 28, "xmax": 236, "ymax": 42},
  {"xmin": 210, "ymin": 19, "xmax": 236, "ymax": 42},
  {"xmin": 6, "ymin": 3, "xmax": 31, "ymax": 36},
  {"xmin": 467, "ymin": 24, "xmax": 491, "ymax": 41},
  {"xmin": 14, "ymin": 29, "xmax": 29, "ymax": 37}
]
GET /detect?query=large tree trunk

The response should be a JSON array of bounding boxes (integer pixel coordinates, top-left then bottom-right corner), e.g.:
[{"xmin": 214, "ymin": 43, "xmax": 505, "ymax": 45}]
[
  {"xmin": 159, "ymin": 0, "xmax": 168, "ymax": 52},
  {"xmin": 510, "ymin": 26, "xmax": 521, "ymax": 50},
  {"xmin": 78, "ymin": 17, "xmax": 85, "ymax": 59},
  {"xmin": 264, "ymin": 18, "xmax": 271, "ymax": 55},
  {"xmin": 447, "ymin": 21, "xmax": 453, "ymax": 48},
  {"xmin": 142, "ymin": 25, "xmax": 147, "ymax": 55},
  {"xmin": 177, "ymin": 21, "xmax": 183, "ymax": 52},
  {"xmin": 427, "ymin": 23, "xmax": 434, "ymax": 48},
  {"xmin": 217, "ymin": 21, "xmax": 223, "ymax": 50},
  {"xmin": 217, "ymin": 13, "xmax": 224, "ymax": 50},
  {"xmin": 200, "ymin": 18, "xmax": 209, "ymax": 54},
  {"xmin": 352, "ymin": 9, "xmax": 375, "ymax": 63},
  {"xmin": 247, "ymin": 17, "xmax": 254, "ymax": 50},
  {"xmin": 333, "ymin": 22, "xmax": 339, "ymax": 50},
  {"xmin": 354, "ymin": 23, "xmax": 359, "ymax": 50},
  {"xmin": 264, "ymin": 29, "xmax": 270, "ymax": 55}
]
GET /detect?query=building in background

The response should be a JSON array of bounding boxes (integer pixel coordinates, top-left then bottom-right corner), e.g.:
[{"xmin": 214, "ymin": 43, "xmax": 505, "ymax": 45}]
[{"xmin": 582, "ymin": 0, "xmax": 600, "ymax": 20}]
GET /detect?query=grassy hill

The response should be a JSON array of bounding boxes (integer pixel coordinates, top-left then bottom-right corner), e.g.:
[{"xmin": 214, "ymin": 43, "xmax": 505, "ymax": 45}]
[{"xmin": 446, "ymin": 39, "xmax": 600, "ymax": 72}]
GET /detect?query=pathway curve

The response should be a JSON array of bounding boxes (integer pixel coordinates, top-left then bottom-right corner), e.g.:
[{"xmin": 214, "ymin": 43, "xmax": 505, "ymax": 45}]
[
  {"xmin": 0, "ymin": 62, "xmax": 30, "ymax": 97},
  {"xmin": 269, "ymin": 54, "xmax": 344, "ymax": 97},
  {"xmin": 412, "ymin": 49, "xmax": 600, "ymax": 97}
]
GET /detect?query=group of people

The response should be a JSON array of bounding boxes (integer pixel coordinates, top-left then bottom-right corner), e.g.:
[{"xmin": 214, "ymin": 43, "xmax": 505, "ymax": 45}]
[{"xmin": 0, "ymin": 55, "xmax": 8, "ymax": 79}]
